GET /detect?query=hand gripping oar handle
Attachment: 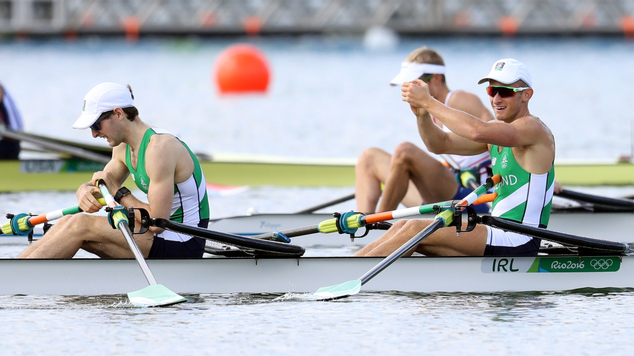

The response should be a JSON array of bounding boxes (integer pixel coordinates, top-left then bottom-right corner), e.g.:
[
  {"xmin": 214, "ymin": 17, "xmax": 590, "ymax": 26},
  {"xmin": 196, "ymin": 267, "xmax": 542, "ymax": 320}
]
[
  {"xmin": 1, "ymin": 198, "xmax": 106, "ymax": 235},
  {"xmin": 97, "ymin": 180, "xmax": 158, "ymax": 286}
]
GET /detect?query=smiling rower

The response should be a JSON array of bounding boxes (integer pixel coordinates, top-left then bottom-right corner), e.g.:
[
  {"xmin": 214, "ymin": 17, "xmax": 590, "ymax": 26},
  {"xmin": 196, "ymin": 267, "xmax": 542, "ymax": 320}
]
[{"xmin": 356, "ymin": 58, "xmax": 556, "ymax": 257}]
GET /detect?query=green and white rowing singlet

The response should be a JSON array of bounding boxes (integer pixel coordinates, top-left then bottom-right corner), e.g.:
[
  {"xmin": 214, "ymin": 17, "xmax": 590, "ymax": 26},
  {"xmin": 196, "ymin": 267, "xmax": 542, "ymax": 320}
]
[
  {"xmin": 490, "ymin": 145, "xmax": 555, "ymax": 228},
  {"xmin": 126, "ymin": 128, "xmax": 210, "ymax": 242}
]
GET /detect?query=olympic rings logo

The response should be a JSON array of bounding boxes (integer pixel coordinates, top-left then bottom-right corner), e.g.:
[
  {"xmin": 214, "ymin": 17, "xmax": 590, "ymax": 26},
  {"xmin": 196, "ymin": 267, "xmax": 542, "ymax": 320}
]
[{"xmin": 590, "ymin": 258, "xmax": 614, "ymax": 270}]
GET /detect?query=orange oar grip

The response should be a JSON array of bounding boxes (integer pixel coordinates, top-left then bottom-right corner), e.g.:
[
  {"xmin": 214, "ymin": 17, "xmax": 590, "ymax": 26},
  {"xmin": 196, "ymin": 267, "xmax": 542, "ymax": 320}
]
[
  {"xmin": 490, "ymin": 174, "xmax": 501, "ymax": 185},
  {"xmin": 473, "ymin": 193, "xmax": 497, "ymax": 205},
  {"xmin": 28, "ymin": 215, "xmax": 48, "ymax": 226},
  {"xmin": 365, "ymin": 211, "xmax": 395, "ymax": 224}
]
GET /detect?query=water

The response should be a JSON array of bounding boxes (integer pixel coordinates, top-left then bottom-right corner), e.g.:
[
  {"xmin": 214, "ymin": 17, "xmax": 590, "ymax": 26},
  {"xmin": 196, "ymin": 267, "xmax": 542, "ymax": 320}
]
[{"xmin": 2, "ymin": 35, "xmax": 634, "ymax": 354}]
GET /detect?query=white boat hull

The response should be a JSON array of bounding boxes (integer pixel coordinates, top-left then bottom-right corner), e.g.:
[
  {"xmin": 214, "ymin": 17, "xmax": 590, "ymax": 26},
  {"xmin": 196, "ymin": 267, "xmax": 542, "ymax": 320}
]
[{"xmin": 0, "ymin": 254, "xmax": 630, "ymax": 296}]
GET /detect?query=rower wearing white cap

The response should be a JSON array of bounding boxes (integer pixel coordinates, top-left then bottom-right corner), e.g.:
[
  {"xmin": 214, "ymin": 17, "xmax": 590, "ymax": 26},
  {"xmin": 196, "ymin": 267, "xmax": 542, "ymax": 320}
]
[
  {"xmin": 357, "ymin": 58, "xmax": 556, "ymax": 257},
  {"xmin": 355, "ymin": 47, "xmax": 494, "ymax": 214},
  {"xmin": 20, "ymin": 82, "xmax": 210, "ymax": 259}
]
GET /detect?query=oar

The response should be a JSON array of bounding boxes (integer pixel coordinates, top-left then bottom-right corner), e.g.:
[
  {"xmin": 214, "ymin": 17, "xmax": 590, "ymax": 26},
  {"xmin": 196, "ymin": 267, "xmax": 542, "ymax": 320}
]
[
  {"xmin": 312, "ymin": 174, "xmax": 501, "ymax": 300},
  {"xmin": 96, "ymin": 180, "xmax": 186, "ymax": 307},
  {"xmin": 0, "ymin": 129, "xmax": 110, "ymax": 163},
  {"xmin": 555, "ymin": 189, "xmax": 634, "ymax": 212},
  {"xmin": 253, "ymin": 191, "xmax": 497, "ymax": 241},
  {"xmin": 293, "ymin": 192, "xmax": 355, "ymax": 214},
  {"xmin": 440, "ymin": 154, "xmax": 480, "ymax": 190},
  {"xmin": 1, "ymin": 198, "xmax": 106, "ymax": 236},
  {"xmin": 255, "ymin": 178, "xmax": 498, "ymax": 241}
]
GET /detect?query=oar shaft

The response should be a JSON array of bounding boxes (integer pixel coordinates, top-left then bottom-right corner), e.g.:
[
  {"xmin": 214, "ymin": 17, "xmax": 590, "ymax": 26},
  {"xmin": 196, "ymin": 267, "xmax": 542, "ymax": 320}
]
[
  {"xmin": 359, "ymin": 214, "xmax": 448, "ymax": 285},
  {"xmin": 556, "ymin": 189, "xmax": 634, "ymax": 209},
  {"xmin": 98, "ymin": 181, "xmax": 157, "ymax": 286},
  {"xmin": 254, "ymin": 225, "xmax": 320, "ymax": 240}
]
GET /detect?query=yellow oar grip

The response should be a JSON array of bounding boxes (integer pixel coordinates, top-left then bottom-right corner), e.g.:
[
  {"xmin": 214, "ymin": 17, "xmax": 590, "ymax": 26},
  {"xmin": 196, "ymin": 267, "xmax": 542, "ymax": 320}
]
[
  {"xmin": 112, "ymin": 210, "xmax": 129, "ymax": 229},
  {"xmin": 318, "ymin": 218, "xmax": 338, "ymax": 233},
  {"xmin": 97, "ymin": 197, "xmax": 106, "ymax": 206},
  {"xmin": 317, "ymin": 214, "xmax": 364, "ymax": 234},
  {"xmin": 1, "ymin": 222, "xmax": 12, "ymax": 235},
  {"xmin": 436, "ymin": 208, "xmax": 455, "ymax": 227},
  {"xmin": 460, "ymin": 171, "xmax": 476, "ymax": 188},
  {"xmin": 17, "ymin": 216, "xmax": 31, "ymax": 231}
]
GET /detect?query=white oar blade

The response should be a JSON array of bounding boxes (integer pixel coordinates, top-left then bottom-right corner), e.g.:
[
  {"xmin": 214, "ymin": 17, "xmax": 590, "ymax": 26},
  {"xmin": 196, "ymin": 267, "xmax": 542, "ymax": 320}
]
[
  {"xmin": 314, "ymin": 280, "xmax": 361, "ymax": 300},
  {"xmin": 127, "ymin": 284, "xmax": 187, "ymax": 307}
]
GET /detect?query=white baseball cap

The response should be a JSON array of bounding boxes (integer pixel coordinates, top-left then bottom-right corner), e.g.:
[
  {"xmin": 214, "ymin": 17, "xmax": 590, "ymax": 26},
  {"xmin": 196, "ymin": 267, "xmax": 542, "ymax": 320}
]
[
  {"xmin": 478, "ymin": 58, "xmax": 532, "ymax": 88},
  {"xmin": 390, "ymin": 62, "xmax": 446, "ymax": 86},
  {"xmin": 72, "ymin": 82, "xmax": 134, "ymax": 130}
]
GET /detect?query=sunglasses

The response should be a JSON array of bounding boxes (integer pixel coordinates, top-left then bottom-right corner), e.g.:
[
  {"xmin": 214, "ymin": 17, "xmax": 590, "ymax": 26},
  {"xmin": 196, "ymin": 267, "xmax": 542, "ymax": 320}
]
[
  {"xmin": 486, "ymin": 85, "xmax": 530, "ymax": 98},
  {"xmin": 419, "ymin": 74, "xmax": 434, "ymax": 83},
  {"xmin": 90, "ymin": 111, "xmax": 113, "ymax": 131}
]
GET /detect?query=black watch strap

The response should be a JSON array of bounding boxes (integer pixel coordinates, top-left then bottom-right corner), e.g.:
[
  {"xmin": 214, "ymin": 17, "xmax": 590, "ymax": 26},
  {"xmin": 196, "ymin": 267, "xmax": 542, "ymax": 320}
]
[{"xmin": 114, "ymin": 187, "xmax": 131, "ymax": 203}]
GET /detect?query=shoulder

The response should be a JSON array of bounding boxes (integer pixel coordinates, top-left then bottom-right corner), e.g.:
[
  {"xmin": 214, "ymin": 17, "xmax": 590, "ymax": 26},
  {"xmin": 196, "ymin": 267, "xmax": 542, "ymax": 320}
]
[
  {"xmin": 447, "ymin": 90, "xmax": 485, "ymax": 106},
  {"xmin": 447, "ymin": 90, "xmax": 492, "ymax": 120},
  {"xmin": 148, "ymin": 131, "xmax": 181, "ymax": 150}
]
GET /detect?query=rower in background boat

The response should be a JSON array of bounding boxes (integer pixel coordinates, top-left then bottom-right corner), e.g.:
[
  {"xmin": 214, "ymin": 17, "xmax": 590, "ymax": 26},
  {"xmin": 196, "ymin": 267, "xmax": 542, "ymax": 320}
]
[
  {"xmin": 0, "ymin": 83, "xmax": 24, "ymax": 160},
  {"xmin": 357, "ymin": 58, "xmax": 556, "ymax": 257},
  {"xmin": 19, "ymin": 82, "xmax": 210, "ymax": 259}
]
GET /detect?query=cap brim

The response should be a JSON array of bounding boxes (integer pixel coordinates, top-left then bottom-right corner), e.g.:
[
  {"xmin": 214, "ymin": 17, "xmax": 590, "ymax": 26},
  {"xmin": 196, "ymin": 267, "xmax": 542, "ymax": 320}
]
[
  {"xmin": 72, "ymin": 112, "xmax": 100, "ymax": 130},
  {"xmin": 390, "ymin": 69, "xmax": 423, "ymax": 86}
]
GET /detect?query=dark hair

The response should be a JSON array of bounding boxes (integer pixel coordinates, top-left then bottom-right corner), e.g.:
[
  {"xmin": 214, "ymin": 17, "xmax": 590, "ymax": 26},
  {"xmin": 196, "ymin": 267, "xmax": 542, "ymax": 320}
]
[
  {"xmin": 98, "ymin": 106, "xmax": 138, "ymax": 122},
  {"xmin": 122, "ymin": 106, "xmax": 139, "ymax": 121}
]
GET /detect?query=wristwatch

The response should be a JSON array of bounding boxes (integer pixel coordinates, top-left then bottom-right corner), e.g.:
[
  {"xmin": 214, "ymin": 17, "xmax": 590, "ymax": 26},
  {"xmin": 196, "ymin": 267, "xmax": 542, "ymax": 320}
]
[{"xmin": 114, "ymin": 187, "xmax": 131, "ymax": 203}]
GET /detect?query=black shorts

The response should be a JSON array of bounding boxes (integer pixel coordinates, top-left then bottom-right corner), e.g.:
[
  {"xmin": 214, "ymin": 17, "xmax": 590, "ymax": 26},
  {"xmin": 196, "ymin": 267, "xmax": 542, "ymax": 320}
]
[
  {"xmin": 484, "ymin": 237, "xmax": 541, "ymax": 256},
  {"xmin": 148, "ymin": 218, "xmax": 209, "ymax": 259},
  {"xmin": 148, "ymin": 236, "xmax": 206, "ymax": 259}
]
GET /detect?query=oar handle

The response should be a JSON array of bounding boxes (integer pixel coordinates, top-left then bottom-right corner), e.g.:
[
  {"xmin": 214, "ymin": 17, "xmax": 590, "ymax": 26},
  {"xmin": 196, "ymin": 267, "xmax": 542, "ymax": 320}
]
[
  {"xmin": 441, "ymin": 154, "xmax": 479, "ymax": 190},
  {"xmin": 317, "ymin": 174, "xmax": 501, "ymax": 234},
  {"xmin": 1, "ymin": 197, "xmax": 107, "ymax": 235},
  {"xmin": 96, "ymin": 179, "xmax": 158, "ymax": 286}
]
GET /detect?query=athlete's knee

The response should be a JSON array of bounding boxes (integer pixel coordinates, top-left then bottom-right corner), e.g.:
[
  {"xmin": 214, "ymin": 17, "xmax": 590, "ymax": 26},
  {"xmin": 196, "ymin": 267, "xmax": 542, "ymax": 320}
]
[
  {"xmin": 63, "ymin": 214, "xmax": 101, "ymax": 236},
  {"xmin": 357, "ymin": 147, "xmax": 385, "ymax": 172},
  {"xmin": 402, "ymin": 219, "xmax": 430, "ymax": 234},
  {"xmin": 392, "ymin": 142, "xmax": 424, "ymax": 167}
]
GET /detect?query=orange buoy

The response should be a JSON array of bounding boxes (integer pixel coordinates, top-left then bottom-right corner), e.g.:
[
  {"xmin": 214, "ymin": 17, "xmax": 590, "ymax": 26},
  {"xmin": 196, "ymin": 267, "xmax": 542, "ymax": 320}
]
[
  {"xmin": 213, "ymin": 44, "xmax": 270, "ymax": 94},
  {"xmin": 499, "ymin": 16, "xmax": 519, "ymax": 36}
]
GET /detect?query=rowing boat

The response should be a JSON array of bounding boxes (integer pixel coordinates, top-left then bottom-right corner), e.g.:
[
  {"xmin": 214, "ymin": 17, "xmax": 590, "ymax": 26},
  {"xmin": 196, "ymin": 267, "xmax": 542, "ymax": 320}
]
[
  {"xmin": 2, "ymin": 156, "xmax": 634, "ymax": 192},
  {"xmin": 0, "ymin": 251, "xmax": 630, "ymax": 296},
  {"xmin": 1, "ymin": 189, "xmax": 633, "ymax": 297}
]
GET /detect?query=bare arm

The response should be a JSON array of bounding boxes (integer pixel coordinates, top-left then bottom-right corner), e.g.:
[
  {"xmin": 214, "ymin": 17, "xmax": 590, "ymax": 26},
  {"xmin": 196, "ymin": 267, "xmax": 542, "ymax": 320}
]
[
  {"xmin": 404, "ymin": 80, "xmax": 555, "ymax": 174},
  {"xmin": 77, "ymin": 144, "xmax": 130, "ymax": 213},
  {"xmin": 139, "ymin": 134, "xmax": 188, "ymax": 234},
  {"xmin": 403, "ymin": 81, "xmax": 548, "ymax": 149},
  {"xmin": 404, "ymin": 82, "xmax": 488, "ymax": 156}
]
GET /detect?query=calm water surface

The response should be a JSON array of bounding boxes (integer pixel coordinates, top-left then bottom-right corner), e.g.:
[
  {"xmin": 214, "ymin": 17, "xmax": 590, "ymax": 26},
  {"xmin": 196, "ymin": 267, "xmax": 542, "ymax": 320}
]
[{"xmin": 2, "ymin": 36, "xmax": 634, "ymax": 354}]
